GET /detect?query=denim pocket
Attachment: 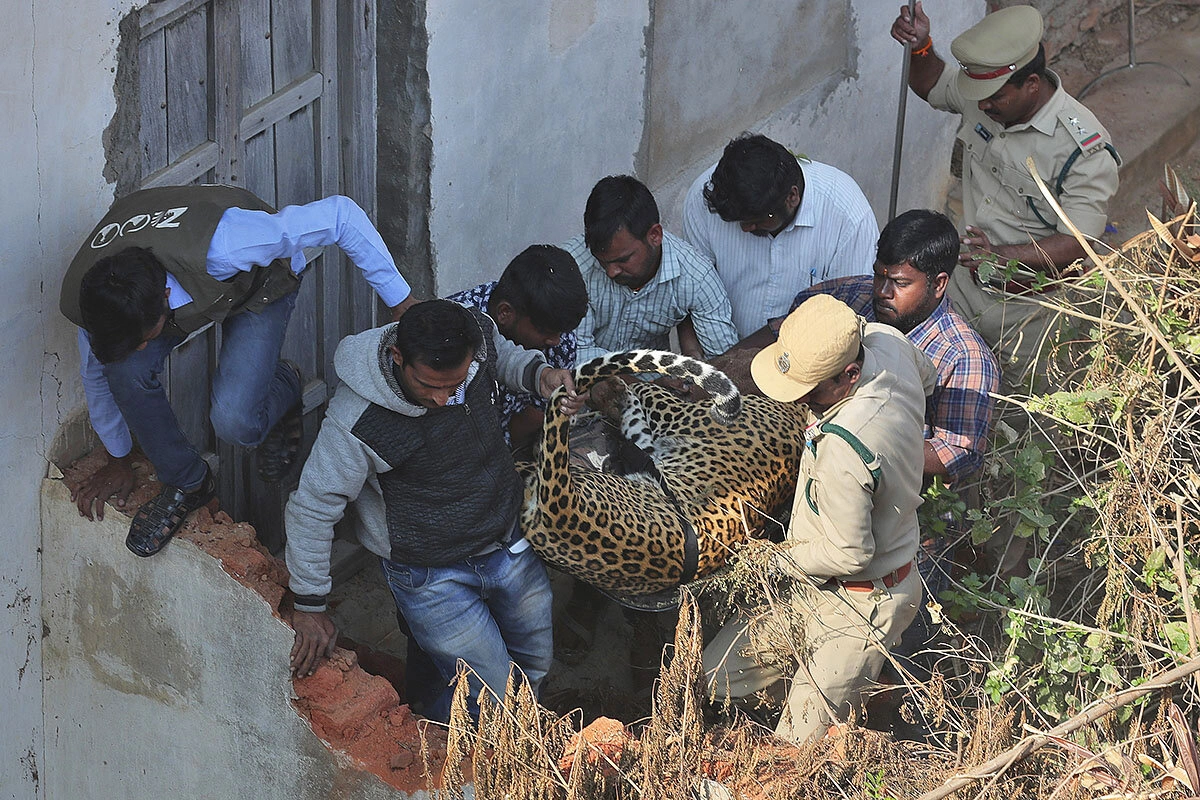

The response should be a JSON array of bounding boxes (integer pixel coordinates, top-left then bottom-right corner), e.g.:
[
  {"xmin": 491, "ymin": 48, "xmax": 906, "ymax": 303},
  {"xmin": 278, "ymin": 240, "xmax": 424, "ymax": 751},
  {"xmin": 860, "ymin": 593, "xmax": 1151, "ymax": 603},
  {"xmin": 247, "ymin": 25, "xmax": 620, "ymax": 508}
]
[{"xmin": 382, "ymin": 559, "xmax": 430, "ymax": 590}]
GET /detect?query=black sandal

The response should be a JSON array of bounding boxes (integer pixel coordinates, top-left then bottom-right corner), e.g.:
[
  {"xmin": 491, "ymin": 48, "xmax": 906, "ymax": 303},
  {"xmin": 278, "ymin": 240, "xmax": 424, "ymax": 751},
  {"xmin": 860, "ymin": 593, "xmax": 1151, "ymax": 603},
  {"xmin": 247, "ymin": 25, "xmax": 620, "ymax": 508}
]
[
  {"xmin": 257, "ymin": 361, "xmax": 304, "ymax": 483},
  {"xmin": 126, "ymin": 468, "xmax": 216, "ymax": 557}
]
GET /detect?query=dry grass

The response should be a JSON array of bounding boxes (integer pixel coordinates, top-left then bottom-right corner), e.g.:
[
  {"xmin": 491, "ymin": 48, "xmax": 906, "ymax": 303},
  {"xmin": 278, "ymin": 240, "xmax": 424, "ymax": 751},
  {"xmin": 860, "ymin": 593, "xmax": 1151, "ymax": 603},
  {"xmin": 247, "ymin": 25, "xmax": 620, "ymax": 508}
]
[{"xmin": 412, "ymin": 210, "xmax": 1200, "ymax": 798}]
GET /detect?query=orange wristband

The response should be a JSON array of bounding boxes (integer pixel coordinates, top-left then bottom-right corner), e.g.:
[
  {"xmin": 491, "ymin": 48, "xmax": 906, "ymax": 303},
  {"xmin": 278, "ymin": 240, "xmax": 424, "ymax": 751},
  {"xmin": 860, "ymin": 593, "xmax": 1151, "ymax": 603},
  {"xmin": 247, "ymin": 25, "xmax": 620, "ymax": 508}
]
[{"xmin": 913, "ymin": 37, "xmax": 933, "ymax": 57}]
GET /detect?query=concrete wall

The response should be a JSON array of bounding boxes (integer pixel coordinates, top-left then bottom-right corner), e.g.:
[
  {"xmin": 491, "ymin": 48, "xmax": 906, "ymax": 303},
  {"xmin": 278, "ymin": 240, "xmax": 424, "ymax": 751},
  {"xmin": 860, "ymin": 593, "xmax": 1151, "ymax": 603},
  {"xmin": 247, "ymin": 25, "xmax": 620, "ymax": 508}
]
[
  {"xmin": 424, "ymin": 0, "xmax": 652, "ymax": 295},
  {"xmin": 643, "ymin": 0, "xmax": 852, "ymax": 192},
  {"xmin": 1, "ymin": 3, "xmax": 146, "ymax": 797},
  {"xmin": 421, "ymin": 0, "xmax": 984, "ymax": 294},
  {"xmin": 40, "ymin": 479, "xmax": 420, "ymax": 800}
]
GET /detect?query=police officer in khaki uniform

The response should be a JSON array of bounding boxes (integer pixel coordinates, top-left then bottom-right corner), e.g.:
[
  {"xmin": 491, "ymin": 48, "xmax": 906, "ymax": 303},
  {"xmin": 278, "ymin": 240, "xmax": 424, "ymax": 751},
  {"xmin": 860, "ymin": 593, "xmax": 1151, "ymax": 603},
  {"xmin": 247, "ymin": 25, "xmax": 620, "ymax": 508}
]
[
  {"xmin": 703, "ymin": 295, "xmax": 934, "ymax": 743},
  {"xmin": 891, "ymin": 4, "xmax": 1119, "ymax": 390}
]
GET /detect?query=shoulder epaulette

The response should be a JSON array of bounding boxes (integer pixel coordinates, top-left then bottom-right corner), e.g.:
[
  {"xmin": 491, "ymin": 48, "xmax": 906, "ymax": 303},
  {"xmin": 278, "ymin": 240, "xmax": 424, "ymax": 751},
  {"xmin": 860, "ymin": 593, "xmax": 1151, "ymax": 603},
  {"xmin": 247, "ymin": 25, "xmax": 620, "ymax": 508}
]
[{"xmin": 1058, "ymin": 111, "xmax": 1117, "ymax": 161}]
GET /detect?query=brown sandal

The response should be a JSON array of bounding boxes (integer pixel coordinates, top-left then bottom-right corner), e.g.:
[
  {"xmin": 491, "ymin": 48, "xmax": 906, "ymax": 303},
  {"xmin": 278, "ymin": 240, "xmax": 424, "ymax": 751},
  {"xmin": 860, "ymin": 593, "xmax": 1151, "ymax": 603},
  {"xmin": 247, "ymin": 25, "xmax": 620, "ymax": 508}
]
[{"xmin": 126, "ymin": 468, "xmax": 216, "ymax": 557}]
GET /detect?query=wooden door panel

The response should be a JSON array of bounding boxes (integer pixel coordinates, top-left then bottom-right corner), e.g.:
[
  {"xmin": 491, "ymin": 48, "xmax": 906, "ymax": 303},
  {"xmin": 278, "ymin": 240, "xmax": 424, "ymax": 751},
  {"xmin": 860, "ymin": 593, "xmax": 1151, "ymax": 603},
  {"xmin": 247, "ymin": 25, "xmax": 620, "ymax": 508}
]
[
  {"xmin": 164, "ymin": 8, "xmax": 210, "ymax": 166},
  {"xmin": 121, "ymin": 0, "xmax": 369, "ymax": 551},
  {"xmin": 138, "ymin": 32, "xmax": 169, "ymax": 177}
]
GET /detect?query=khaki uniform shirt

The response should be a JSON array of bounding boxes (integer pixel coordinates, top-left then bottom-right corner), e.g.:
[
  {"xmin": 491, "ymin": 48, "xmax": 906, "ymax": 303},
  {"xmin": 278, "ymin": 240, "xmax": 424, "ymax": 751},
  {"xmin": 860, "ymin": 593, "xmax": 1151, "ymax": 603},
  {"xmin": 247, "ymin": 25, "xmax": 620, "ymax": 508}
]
[
  {"xmin": 779, "ymin": 324, "xmax": 936, "ymax": 582},
  {"xmin": 928, "ymin": 67, "xmax": 1119, "ymax": 245}
]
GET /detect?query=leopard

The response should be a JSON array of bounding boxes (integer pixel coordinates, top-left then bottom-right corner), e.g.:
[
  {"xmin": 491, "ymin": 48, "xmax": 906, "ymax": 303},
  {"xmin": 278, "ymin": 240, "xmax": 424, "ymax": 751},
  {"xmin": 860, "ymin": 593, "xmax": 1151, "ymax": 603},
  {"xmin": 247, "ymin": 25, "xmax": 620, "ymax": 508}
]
[{"xmin": 516, "ymin": 349, "xmax": 809, "ymax": 606}]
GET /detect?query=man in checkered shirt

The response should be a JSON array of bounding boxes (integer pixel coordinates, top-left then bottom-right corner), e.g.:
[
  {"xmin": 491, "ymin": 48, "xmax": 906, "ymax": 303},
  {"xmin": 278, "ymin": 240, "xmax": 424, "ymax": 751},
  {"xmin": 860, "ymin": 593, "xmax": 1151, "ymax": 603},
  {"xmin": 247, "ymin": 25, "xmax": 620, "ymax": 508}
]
[{"xmin": 447, "ymin": 245, "xmax": 587, "ymax": 452}]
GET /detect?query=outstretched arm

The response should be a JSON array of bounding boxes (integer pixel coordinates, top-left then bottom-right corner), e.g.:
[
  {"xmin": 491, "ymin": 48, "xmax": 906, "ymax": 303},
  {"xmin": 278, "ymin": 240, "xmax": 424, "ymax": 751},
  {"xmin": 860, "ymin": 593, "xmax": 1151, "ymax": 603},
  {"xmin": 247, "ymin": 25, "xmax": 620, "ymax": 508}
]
[
  {"xmin": 71, "ymin": 329, "xmax": 137, "ymax": 520},
  {"xmin": 208, "ymin": 196, "xmax": 413, "ymax": 309}
]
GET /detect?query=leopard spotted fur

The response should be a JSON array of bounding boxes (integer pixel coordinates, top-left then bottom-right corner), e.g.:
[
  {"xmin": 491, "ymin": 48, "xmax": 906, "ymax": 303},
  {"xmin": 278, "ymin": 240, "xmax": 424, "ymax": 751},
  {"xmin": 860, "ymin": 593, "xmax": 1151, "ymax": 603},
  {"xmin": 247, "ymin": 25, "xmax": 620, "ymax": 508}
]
[{"xmin": 517, "ymin": 350, "xmax": 807, "ymax": 598}]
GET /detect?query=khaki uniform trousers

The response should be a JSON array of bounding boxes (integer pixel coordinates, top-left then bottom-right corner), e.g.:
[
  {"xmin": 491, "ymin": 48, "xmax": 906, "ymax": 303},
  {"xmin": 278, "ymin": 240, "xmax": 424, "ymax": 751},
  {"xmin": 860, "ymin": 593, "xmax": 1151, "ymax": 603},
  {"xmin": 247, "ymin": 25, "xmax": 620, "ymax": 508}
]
[{"xmin": 703, "ymin": 569, "xmax": 920, "ymax": 743}]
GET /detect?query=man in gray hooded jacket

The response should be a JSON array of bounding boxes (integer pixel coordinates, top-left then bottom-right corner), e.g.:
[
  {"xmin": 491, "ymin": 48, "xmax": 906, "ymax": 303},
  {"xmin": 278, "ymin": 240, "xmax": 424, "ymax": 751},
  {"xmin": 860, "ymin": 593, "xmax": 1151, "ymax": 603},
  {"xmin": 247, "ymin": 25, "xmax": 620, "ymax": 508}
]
[{"xmin": 284, "ymin": 299, "xmax": 582, "ymax": 722}]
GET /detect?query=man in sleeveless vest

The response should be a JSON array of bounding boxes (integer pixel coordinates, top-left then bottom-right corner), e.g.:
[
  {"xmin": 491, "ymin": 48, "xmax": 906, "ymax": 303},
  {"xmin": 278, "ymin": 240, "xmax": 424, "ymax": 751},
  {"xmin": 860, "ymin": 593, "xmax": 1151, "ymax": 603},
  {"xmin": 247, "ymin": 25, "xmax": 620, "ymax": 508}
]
[
  {"xmin": 284, "ymin": 300, "xmax": 583, "ymax": 723},
  {"xmin": 60, "ymin": 185, "xmax": 415, "ymax": 557},
  {"xmin": 703, "ymin": 295, "xmax": 935, "ymax": 743},
  {"xmin": 891, "ymin": 4, "xmax": 1120, "ymax": 392}
]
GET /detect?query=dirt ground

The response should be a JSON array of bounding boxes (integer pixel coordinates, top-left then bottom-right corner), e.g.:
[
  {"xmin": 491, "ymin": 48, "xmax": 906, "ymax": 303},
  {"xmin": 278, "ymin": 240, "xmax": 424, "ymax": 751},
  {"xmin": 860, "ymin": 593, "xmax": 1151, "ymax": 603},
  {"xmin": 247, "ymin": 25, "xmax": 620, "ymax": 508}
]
[{"xmin": 1052, "ymin": 1, "xmax": 1200, "ymax": 240}]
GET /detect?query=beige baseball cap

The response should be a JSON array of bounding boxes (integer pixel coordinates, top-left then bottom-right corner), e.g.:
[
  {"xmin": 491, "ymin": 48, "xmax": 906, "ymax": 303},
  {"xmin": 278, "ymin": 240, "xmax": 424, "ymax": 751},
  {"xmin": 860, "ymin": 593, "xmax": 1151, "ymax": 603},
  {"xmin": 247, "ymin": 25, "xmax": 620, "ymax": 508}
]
[
  {"xmin": 751, "ymin": 295, "xmax": 864, "ymax": 403},
  {"xmin": 951, "ymin": 5, "xmax": 1044, "ymax": 102}
]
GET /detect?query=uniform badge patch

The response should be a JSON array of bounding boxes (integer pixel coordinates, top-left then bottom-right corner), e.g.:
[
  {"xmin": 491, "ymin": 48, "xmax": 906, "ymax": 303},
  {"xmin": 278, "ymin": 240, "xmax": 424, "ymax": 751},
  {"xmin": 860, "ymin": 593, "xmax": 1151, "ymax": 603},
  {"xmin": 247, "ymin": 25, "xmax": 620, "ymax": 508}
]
[
  {"xmin": 1062, "ymin": 112, "xmax": 1109, "ymax": 157},
  {"xmin": 974, "ymin": 122, "xmax": 993, "ymax": 142}
]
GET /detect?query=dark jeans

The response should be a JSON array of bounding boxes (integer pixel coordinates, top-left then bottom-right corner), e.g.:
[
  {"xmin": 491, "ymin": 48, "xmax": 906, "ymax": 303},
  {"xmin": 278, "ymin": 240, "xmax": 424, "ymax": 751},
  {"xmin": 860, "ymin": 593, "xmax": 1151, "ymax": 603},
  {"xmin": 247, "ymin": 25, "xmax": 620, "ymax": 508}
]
[{"xmin": 102, "ymin": 290, "xmax": 301, "ymax": 489}]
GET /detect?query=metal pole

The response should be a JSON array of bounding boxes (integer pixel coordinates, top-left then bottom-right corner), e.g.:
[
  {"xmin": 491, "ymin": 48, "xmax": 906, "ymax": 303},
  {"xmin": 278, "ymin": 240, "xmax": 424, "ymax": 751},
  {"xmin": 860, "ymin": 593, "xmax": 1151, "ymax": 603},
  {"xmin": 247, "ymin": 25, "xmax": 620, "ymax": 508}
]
[
  {"xmin": 888, "ymin": 0, "xmax": 917, "ymax": 222},
  {"xmin": 1126, "ymin": 0, "xmax": 1136, "ymax": 66},
  {"xmin": 1078, "ymin": 0, "xmax": 1189, "ymax": 99}
]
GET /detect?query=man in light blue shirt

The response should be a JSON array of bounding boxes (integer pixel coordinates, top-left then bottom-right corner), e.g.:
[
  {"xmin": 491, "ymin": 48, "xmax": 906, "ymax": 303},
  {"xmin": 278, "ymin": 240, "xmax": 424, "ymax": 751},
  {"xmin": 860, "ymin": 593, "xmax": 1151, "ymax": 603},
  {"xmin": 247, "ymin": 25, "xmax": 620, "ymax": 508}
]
[
  {"xmin": 61, "ymin": 185, "xmax": 414, "ymax": 557},
  {"xmin": 683, "ymin": 134, "xmax": 878, "ymax": 338},
  {"xmin": 564, "ymin": 175, "xmax": 739, "ymax": 364}
]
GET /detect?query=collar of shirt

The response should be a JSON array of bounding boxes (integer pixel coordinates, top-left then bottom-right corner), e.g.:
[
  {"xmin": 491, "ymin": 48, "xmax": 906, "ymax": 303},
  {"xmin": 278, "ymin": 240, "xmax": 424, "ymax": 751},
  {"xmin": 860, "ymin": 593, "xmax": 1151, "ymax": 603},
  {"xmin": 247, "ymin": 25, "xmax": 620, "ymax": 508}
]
[
  {"xmin": 165, "ymin": 273, "xmax": 191, "ymax": 309},
  {"xmin": 906, "ymin": 294, "xmax": 952, "ymax": 351},
  {"xmin": 653, "ymin": 231, "xmax": 686, "ymax": 286},
  {"xmin": 446, "ymin": 361, "xmax": 474, "ymax": 405},
  {"xmin": 782, "ymin": 163, "xmax": 817, "ymax": 233}
]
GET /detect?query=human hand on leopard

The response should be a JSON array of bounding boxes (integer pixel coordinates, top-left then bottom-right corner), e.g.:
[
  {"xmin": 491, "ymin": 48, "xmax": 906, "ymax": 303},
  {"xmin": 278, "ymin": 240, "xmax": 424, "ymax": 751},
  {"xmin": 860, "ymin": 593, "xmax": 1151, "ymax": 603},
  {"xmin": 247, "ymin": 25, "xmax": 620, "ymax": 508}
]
[{"xmin": 539, "ymin": 367, "xmax": 588, "ymax": 415}]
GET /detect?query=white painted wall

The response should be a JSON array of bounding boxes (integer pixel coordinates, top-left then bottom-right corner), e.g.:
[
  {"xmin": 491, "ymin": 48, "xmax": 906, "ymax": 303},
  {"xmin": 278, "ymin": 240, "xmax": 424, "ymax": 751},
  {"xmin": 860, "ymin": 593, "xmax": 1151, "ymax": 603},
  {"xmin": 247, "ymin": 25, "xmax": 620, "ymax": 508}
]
[
  {"xmin": 425, "ymin": 0, "xmax": 984, "ymax": 283},
  {"xmin": 651, "ymin": 0, "xmax": 987, "ymax": 231},
  {"xmin": 40, "ymin": 481, "xmax": 419, "ymax": 800},
  {"xmin": 425, "ymin": 0, "xmax": 652, "ymax": 295},
  {"xmin": 2, "ymin": 3, "xmax": 142, "ymax": 798}
]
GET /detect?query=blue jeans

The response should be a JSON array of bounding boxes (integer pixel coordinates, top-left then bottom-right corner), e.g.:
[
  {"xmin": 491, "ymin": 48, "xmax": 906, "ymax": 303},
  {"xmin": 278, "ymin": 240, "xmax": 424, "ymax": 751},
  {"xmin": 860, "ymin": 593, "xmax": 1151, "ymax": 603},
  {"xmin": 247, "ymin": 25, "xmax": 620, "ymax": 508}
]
[
  {"xmin": 381, "ymin": 544, "xmax": 553, "ymax": 723},
  {"xmin": 102, "ymin": 290, "xmax": 301, "ymax": 490}
]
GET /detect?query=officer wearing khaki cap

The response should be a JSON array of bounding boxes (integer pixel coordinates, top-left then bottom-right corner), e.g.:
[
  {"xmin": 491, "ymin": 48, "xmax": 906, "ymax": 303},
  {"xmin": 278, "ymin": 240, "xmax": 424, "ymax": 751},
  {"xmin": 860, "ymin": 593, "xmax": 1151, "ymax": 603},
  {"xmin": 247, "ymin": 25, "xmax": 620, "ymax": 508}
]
[
  {"xmin": 703, "ymin": 295, "xmax": 935, "ymax": 742},
  {"xmin": 891, "ymin": 3, "xmax": 1119, "ymax": 392}
]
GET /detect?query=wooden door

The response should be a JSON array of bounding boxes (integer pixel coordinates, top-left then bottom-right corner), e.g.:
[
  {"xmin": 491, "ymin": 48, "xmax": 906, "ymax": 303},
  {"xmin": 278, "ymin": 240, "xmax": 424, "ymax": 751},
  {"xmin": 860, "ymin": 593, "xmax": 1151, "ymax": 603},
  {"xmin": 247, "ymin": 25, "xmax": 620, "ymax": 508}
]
[{"xmin": 115, "ymin": 0, "xmax": 379, "ymax": 551}]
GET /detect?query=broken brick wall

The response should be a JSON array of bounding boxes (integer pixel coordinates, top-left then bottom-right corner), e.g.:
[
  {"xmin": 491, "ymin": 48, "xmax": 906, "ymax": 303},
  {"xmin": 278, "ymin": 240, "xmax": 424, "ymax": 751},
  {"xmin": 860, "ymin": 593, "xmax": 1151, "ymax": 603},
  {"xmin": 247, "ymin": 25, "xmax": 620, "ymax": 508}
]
[
  {"xmin": 992, "ymin": 0, "xmax": 1125, "ymax": 57},
  {"xmin": 39, "ymin": 472, "xmax": 439, "ymax": 799}
]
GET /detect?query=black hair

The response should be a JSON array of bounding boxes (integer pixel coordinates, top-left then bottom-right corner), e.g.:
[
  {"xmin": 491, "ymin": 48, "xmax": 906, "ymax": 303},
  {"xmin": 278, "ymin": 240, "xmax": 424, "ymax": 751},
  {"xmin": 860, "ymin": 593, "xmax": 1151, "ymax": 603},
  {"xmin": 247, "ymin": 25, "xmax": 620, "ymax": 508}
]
[
  {"xmin": 78, "ymin": 246, "xmax": 169, "ymax": 364},
  {"xmin": 394, "ymin": 299, "xmax": 483, "ymax": 370},
  {"xmin": 490, "ymin": 245, "xmax": 588, "ymax": 334},
  {"xmin": 583, "ymin": 175, "xmax": 660, "ymax": 252},
  {"xmin": 1007, "ymin": 43, "xmax": 1047, "ymax": 87},
  {"xmin": 703, "ymin": 133, "xmax": 803, "ymax": 222},
  {"xmin": 876, "ymin": 209, "xmax": 958, "ymax": 281}
]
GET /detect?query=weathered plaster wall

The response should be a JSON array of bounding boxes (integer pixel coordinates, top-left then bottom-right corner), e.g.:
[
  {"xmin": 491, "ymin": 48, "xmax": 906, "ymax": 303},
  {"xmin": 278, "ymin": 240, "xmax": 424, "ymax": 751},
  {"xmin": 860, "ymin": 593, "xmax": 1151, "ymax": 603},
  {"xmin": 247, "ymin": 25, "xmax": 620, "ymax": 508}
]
[
  {"xmin": 649, "ymin": 0, "xmax": 987, "ymax": 233},
  {"xmin": 40, "ymin": 479, "xmax": 421, "ymax": 800},
  {"xmin": 420, "ymin": 0, "xmax": 984, "ymax": 292},
  {"xmin": 643, "ymin": 0, "xmax": 853, "ymax": 193},
  {"xmin": 424, "ymin": 0, "xmax": 652, "ymax": 295},
  {"xmin": 1, "ymin": 3, "xmax": 145, "ymax": 797}
]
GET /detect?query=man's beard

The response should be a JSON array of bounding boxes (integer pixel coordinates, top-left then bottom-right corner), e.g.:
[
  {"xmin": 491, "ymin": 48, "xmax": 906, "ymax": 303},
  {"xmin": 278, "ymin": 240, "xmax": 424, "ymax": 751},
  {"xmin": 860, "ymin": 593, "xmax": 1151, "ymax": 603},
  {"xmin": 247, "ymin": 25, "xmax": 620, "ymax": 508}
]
[{"xmin": 873, "ymin": 289, "xmax": 936, "ymax": 334}]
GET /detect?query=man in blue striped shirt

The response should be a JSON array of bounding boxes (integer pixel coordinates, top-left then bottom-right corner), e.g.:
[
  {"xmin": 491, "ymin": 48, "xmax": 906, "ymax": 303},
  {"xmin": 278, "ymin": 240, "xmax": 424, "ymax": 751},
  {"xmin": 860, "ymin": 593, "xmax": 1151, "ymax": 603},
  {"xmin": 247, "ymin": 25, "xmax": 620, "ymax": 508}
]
[
  {"xmin": 683, "ymin": 134, "xmax": 879, "ymax": 339},
  {"xmin": 564, "ymin": 175, "xmax": 739, "ymax": 364}
]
